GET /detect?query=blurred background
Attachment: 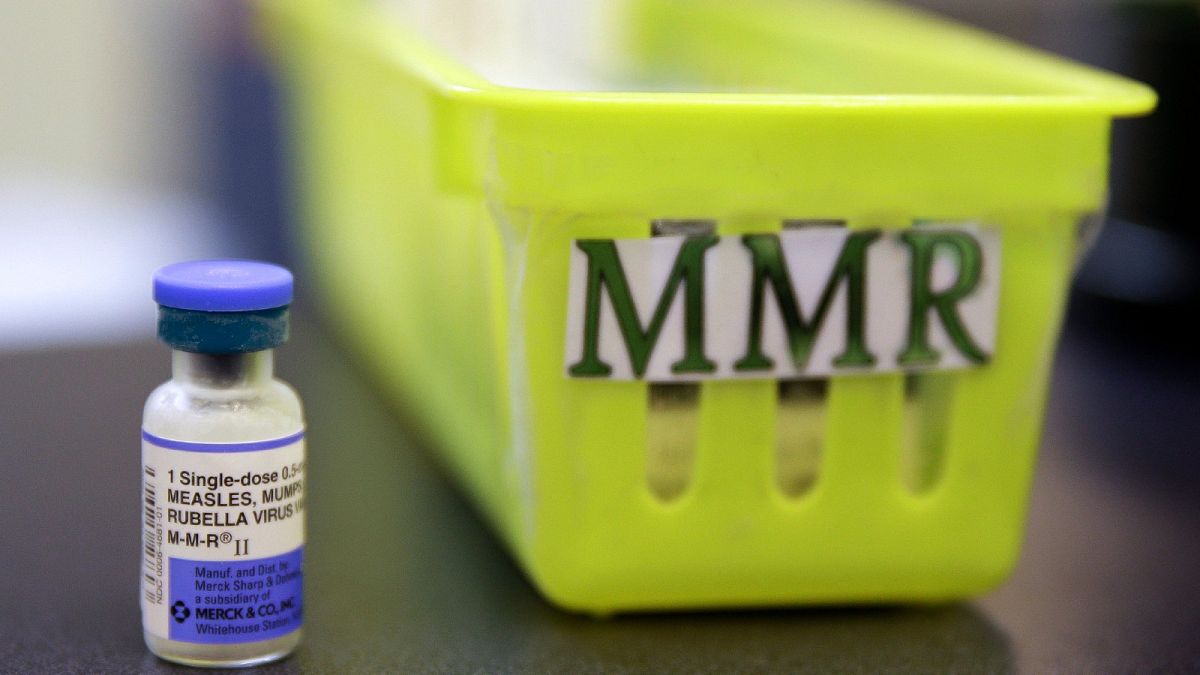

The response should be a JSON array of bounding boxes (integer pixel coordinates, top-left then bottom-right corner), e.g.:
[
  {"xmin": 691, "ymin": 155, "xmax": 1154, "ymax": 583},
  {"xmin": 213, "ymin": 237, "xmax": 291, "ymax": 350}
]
[
  {"xmin": 0, "ymin": 1, "xmax": 1196, "ymax": 672},
  {"xmin": 0, "ymin": 2, "xmax": 285, "ymax": 350}
]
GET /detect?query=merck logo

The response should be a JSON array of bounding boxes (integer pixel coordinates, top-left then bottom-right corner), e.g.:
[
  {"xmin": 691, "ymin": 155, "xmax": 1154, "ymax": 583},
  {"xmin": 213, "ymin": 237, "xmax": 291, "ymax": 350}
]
[{"xmin": 171, "ymin": 600, "xmax": 191, "ymax": 624}]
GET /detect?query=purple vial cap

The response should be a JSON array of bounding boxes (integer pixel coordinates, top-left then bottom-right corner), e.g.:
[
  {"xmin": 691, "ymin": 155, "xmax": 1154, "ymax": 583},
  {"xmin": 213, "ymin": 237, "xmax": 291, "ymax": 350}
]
[{"xmin": 154, "ymin": 259, "xmax": 293, "ymax": 312}]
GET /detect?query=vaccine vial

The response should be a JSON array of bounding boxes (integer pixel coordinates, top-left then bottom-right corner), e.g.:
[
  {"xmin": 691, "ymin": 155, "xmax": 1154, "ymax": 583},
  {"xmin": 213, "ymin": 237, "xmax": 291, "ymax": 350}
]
[{"xmin": 141, "ymin": 260, "xmax": 305, "ymax": 667}]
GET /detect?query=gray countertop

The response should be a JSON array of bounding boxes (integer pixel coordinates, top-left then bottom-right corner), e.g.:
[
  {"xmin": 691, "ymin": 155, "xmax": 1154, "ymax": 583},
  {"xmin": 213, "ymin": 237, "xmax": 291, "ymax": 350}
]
[{"xmin": 2, "ymin": 312, "xmax": 1197, "ymax": 673}]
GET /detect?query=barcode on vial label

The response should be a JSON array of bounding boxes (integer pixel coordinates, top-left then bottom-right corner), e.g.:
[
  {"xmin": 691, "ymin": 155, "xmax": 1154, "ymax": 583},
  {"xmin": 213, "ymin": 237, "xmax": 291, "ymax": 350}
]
[{"xmin": 142, "ymin": 464, "xmax": 162, "ymax": 605}]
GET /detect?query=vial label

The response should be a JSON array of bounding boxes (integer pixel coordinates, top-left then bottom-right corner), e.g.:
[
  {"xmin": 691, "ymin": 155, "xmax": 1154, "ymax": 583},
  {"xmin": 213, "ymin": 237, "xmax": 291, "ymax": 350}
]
[{"xmin": 141, "ymin": 430, "xmax": 305, "ymax": 644}]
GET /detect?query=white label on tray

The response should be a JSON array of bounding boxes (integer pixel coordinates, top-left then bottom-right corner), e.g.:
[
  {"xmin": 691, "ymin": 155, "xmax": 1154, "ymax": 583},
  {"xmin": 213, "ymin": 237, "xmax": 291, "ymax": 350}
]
[{"xmin": 564, "ymin": 223, "xmax": 1000, "ymax": 381}]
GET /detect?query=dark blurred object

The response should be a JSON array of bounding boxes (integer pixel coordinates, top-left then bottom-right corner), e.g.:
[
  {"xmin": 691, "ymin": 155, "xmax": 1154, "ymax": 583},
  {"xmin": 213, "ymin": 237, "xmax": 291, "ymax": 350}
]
[
  {"xmin": 1073, "ymin": 1, "xmax": 1200, "ymax": 354},
  {"xmin": 909, "ymin": 0, "xmax": 1200, "ymax": 328},
  {"xmin": 210, "ymin": 3, "xmax": 295, "ymax": 264},
  {"xmin": 1105, "ymin": 2, "xmax": 1199, "ymax": 238}
]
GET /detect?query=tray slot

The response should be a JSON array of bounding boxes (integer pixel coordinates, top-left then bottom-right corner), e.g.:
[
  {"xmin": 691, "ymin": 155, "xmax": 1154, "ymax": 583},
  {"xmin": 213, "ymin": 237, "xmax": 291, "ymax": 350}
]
[
  {"xmin": 770, "ymin": 219, "xmax": 844, "ymax": 499},
  {"xmin": 645, "ymin": 219, "xmax": 715, "ymax": 501},
  {"xmin": 901, "ymin": 372, "xmax": 954, "ymax": 495}
]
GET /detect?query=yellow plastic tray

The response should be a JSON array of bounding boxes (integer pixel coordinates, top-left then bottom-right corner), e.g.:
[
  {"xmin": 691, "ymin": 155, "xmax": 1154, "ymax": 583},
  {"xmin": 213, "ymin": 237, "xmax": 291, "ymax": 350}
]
[{"xmin": 261, "ymin": 0, "xmax": 1154, "ymax": 612}]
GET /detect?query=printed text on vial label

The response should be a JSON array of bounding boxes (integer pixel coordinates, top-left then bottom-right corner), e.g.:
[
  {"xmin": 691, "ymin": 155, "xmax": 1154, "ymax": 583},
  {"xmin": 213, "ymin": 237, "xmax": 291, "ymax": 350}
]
[{"xmin": 141, "ymin": 436, "xmax": 305, "ymax": 643}]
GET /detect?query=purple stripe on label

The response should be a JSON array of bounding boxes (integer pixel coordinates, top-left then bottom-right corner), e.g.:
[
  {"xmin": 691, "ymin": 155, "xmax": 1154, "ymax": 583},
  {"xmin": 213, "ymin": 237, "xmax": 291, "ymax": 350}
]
[
  {"xmin": 142, "ymin": 429, "xmax": 304, "ymax": 452},
  {"xmin": 169, "ymin": 546, "xmax": 303, "ymax": 644}
]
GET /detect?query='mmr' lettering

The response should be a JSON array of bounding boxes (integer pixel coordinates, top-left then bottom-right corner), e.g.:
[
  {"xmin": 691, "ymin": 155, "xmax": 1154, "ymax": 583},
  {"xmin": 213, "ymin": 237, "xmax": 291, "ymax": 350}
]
[
  {"xmin": 569, "ymin": 236, "xmax": 719, "ymax": 378},
  {"xmin": 563, "ymin": 223, "xmax": 999, "ymax": 381}
]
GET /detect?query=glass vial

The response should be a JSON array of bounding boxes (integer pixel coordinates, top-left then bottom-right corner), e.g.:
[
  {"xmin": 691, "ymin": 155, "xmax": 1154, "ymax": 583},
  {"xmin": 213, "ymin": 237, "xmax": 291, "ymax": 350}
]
[{"xmin": 142, "ymin": 260, "xmax": 305, "ymax": 667}]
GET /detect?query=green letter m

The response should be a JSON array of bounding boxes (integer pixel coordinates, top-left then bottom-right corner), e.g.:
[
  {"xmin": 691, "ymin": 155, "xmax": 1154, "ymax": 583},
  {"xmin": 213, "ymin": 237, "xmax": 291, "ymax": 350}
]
[
  {"xmin": 735, "ymin": 230, "xmax": 881, "ymax": 372},
  {"xmin": 568, "ymin": 236, "xmax": 719, "ymax": 378}
]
